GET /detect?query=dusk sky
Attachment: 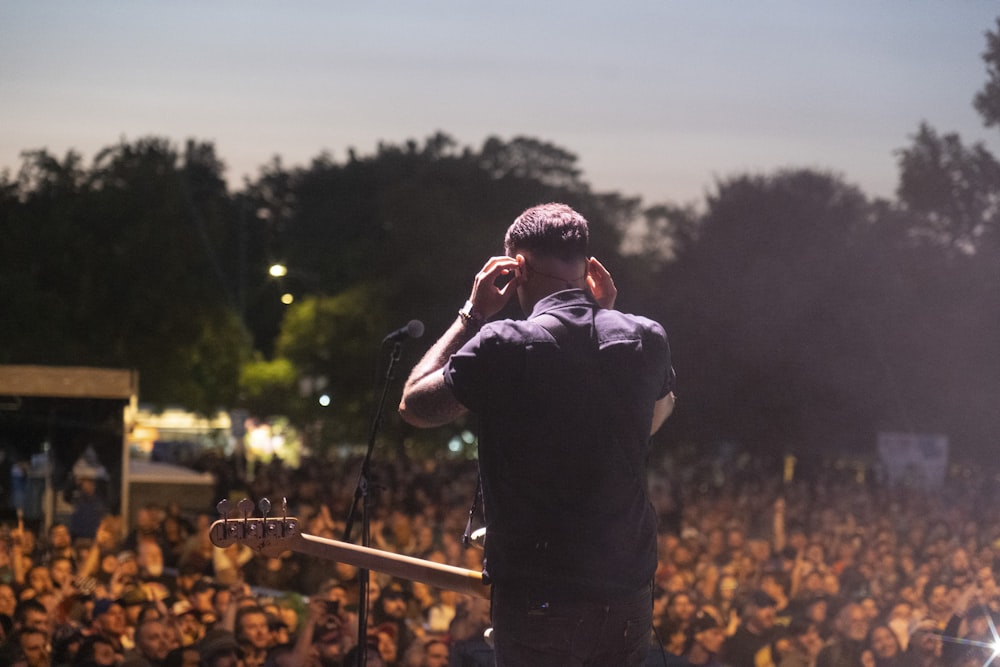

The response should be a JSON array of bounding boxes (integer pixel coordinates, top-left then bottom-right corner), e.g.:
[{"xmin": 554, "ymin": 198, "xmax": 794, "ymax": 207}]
[{"xmin": 2, "ymin": 2, "xmax": 998, "ymax": 206}]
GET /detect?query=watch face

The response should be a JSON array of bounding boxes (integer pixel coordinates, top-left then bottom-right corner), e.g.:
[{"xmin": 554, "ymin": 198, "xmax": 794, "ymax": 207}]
[{"xmin": 460, "ymin": 301, "xmax": 482, "ymax": 325}]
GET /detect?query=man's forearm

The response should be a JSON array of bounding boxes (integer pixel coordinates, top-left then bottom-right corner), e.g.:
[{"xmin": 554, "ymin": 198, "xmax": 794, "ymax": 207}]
[{"xmin": 399, "ymin": 317, "xmax": 475, "ymax": 427}]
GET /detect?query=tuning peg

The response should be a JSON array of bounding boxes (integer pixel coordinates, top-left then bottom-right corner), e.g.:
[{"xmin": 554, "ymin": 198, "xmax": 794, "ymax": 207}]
[
  {"xmin": 237, "ymin": 497, "xmax": 254, "ymax": 519},
  {"xmin": 259, "ymin": 497, "xmax": 271, "ymax": 519},
  {"xmin": 217, "ymin": 499, "xmax": 231, "ymax": 520},
  {"xmin": 282, "ymin": 497, "xmax": 288, "ymax": 518}
]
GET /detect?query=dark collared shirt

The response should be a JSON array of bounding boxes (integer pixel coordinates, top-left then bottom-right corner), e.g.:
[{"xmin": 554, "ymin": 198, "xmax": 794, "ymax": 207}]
[{"xmin": 445, "ymin": 289, "xmax": 673, "ymax": 595}]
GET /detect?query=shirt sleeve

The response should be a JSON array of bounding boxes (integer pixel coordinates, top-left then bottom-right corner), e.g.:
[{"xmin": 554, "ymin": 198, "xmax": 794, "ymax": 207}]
[{"xmin": 443, "ymin": 331, "xmax": 489, "ymax": 413}]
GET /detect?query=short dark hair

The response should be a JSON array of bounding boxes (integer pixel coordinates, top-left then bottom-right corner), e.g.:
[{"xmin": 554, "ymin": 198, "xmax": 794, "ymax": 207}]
[
  {"xmin": 504, "ymin": 203, "xmax": 589, "ymax": 260},
  {"xmin": 13, "ymin": 598, "xmax": 46, "ymax": 625},
  {"xmin": 76, "ymin": 634, "xmax": 115, "ymax": 662}
]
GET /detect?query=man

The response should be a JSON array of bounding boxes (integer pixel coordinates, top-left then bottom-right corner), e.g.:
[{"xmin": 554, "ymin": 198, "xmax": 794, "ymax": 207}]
[
  {"xmin": 400, "ymin": 203, "xmax": 675, "ymax": 666},
  {"xmin": 68, "ymin": 471, "xmax": 107, "ymax": 541},
  {"xmin": 447, "ymin": 596, "xmax": 494, "ymax": 667},
  {"xmin": 815, "ymin": 602, "xmax": 869, "ymax": 667},
  {"xmin": 13, "ymin": 599, "xmax": 49, "ymax": 635},
  {"xmin": 236, "ymin": 605, "xmax": 273, "ymax": 667},
  {"xmin": 903, "ymin": 619, "xmax": 944, "ymax": 667},
  {"xmin": 720, "ymin": 591, "xmax": 778, "ymax": 667},
  {"xmin": 91, "ymin": 598, "xmax": 129, "ymax": 658},
  {"xmin": 421, "ymin": 638, "xmax": 450, "ymax": 667},
  {"xmin": 749, "ymin": 616, "xmax": 823, "ymax": 667},
  {"xmin": 76, "ymin": 635, "xmax": 119, "ymax": 666},
  {"xmin": 133, "ymin": 539, "xmax": 173, "ymax": 603},
  {"xmin": 648, "ymin": 609, "xmax": 725, "ymax": 666},
  {"xmin": 198, "ymin": 628, "xmax": 242, "ymax": 667},
  {"xmin": 13, "ymin": 627, "xmax": 50, "ymax": 667},
  {"xmin": 37, "ymin": 522, "xmax": 74, "ymax": 567},
  {"xmin": 371, "ymin": 579, "xmax": 416, "ymax": 659},
  {"xmin": 123, "ymin": 618, "xmax": 173, "ymax": 666}
]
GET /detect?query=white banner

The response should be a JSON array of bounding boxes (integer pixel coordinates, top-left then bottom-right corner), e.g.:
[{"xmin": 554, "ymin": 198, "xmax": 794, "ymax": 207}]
[{"xmin": 877, "ymin": 432, "xmax": 949, "ymax": 488}]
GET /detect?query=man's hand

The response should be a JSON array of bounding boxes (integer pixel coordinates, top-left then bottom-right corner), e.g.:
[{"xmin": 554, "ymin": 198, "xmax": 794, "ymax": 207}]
[
  {"xmin": 587, "ymin": 257, "xmax": 617, "ymax": 309},
  {"xmin": 469, "ymin": 255, "xmax": 520, "ymax": 319}
]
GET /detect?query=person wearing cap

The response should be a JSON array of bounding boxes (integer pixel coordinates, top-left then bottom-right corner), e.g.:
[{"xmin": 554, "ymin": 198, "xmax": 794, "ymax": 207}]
[
  {"xmin": 399, "ymin": 203, "xmax": 675, "ymax": 667},
  {"xmin": 172, "ymin": 599, "xmax": 205, "ymax": 647},
  {"xmin": 371, "ymin": 580, "xmax": 416, "ymax": 660},
  {"xmin": 721, "ymin": 590, "xmax": 778, "ymax": 667},
  {"xmin": 198, "ymin": 628, "xmax": 241, "ymax": 667},
  {"xmin": 91, "ymin": 597, "xmax": 128, "ymax": 659},
  {"xmin": 646, "ymin": 609, "xmax": 725, "ymax": 667}
]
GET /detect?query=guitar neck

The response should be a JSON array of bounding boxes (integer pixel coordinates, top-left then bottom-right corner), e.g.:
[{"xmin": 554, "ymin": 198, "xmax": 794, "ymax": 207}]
[
  {"xmin": 293, "ymin": 531, "xmax": 489, "ymax": 599},
  {"xmin": 209, "ymin": 515, "xmax": 489, "ymax": 599}
]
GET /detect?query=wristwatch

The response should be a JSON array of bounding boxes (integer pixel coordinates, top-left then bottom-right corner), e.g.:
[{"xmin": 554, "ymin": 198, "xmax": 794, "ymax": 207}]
[{"xmin": 458, "ymin": 300, "xmax": 486, "ymax": 329}]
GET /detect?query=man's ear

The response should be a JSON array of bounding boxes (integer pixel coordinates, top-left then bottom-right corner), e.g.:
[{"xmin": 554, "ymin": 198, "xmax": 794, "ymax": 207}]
[{"xmin": 514, "ymin": 254, "xmax": 526, "ymax": 279}]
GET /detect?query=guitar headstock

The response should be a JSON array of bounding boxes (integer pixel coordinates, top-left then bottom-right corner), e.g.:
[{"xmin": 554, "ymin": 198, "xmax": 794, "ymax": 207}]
[{"xmin": 209, "ymin": 497, "xmax": 300, "ymax": 557}]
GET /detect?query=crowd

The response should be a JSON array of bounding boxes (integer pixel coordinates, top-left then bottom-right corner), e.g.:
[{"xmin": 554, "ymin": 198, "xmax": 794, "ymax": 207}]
[{"xmin": 1, "ymin": 446, "xmax": 1000, "ymax": 667}]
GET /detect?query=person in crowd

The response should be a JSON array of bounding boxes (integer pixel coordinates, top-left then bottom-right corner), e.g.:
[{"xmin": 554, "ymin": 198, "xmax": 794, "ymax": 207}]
[
  {"xmin": 398, "ymin": 202, "xmax": 675, "ymax": 667},
  {"xmin": 370, "ymin": 579, "xmax": 417, "ymax": 661},
  {"xmin": 135, "ymin": 540, "xmax": 171, "ymax": 591},
  {"xmin": 766, "ymin": 617, "xmax": 824, "ymax": 667},
  {"xmin": 446, "ymin": 595, "xmax": 493, "ymax": 667},
  {"xmin": 235, "ymin": 605, "xmax": 273, "ymax": 667},
  {"xmin": 861, "ymin": 623, "xmax": 905, "ymax": 667},
  {"xmin": 11, "ymin": 627, "xmax": 51, "ymax": 667},
  {"xmin": 68, "ymin": 472, "xmax": 107, "ymax": 543},
  {"xmin": 90, "ymin": 598, "xmax": 129, "ymax": 660},
  {"xmin": 13, "ymin": 598, "xmax": 49, "ymax": 635},
  {"xmin": 162, "ymin": 645, "xmax": 201, "ymax": 667},
  {"xmin": 660, "ymin": 590, "xmax": 698, "ymax": 655},
  {"xmin": 648, "ymin": 608, "xmax": 726, "ymax": 666},
  {"xmin": 122, "ymin": 618, "xmax": 173, "ymax": 666},
  {"xmin": 0, "ymin": 581, "xmax": 17, "ymax": 617},
  {"xmin": 902, "ymin": 619, "xmax": 944, "ymax": 667},
  {"xmin": 721, "ymin": 590, "xmax": 779, "ymax": 667},
  {"xmin": 294, "ymin": 595, "xmax": 349, "ymax": 667},
  {"xmin": 37, "ymin": 523, "xmax": 74, "ymax": 568},
  {"xmin": 197, "ymin": 628, "xmax": 242, "ymax": 667},
  {"xmin": 815, "ymin": 601, "xmax": 869, "ymax": 667},
  {"xmin": 170, "ymin": 599, "xmax": 205, "ymax": 648},
  {"xmin": 418, "ymin": 638, "xmax": 449, "ymax": 667},
  {"xmin": 74, "ymin": 634, "xmax": 120, "ymax": 666},
  {"xmin": 922, "ymin": 581, "xmax": 954, "ymax": 630}
]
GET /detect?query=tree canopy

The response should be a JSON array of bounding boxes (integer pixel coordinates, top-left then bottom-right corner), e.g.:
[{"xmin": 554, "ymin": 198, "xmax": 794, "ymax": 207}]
[{"xmin": 3, "ymin": 16, "xmax": 999, "ymax": 464}]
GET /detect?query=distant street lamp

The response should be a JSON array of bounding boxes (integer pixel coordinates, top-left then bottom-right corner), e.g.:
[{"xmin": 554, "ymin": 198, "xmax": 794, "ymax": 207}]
[{"xmin": 268, "ymin": 263, "xmax": 296, "ymax": 303}]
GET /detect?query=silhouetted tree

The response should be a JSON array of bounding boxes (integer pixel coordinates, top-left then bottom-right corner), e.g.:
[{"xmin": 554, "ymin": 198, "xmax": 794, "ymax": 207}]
[
  {"xmin": 895, "ymin": 123, "xmax": 1000, "ymax": 255},
  {"xmin": 973, "ymin": 17, "xmax": 1000, "ymax": 129}
]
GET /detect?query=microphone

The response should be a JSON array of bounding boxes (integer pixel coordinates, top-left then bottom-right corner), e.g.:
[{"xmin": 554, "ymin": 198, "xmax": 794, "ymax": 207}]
[{"xmin": 383, "ymin": 319, "xmax": 425, "ymax": 343}]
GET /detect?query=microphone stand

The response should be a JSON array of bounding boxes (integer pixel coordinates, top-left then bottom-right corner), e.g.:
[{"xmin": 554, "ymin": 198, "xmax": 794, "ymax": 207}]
[{"xmin": 343, "ymin": 340, "xmax": 404, "ymax": 667}]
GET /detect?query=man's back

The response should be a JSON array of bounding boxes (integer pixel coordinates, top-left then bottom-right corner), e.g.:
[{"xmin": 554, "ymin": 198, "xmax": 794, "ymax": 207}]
[{"xmin": 445, "ymin": 290, "xmax": 672, "ymax": 593}]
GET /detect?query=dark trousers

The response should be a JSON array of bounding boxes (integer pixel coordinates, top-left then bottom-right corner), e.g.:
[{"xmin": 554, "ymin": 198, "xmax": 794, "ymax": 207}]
[{"xmin": 491, "ymin": 583, "xmax": 652, "ymax": 667}]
